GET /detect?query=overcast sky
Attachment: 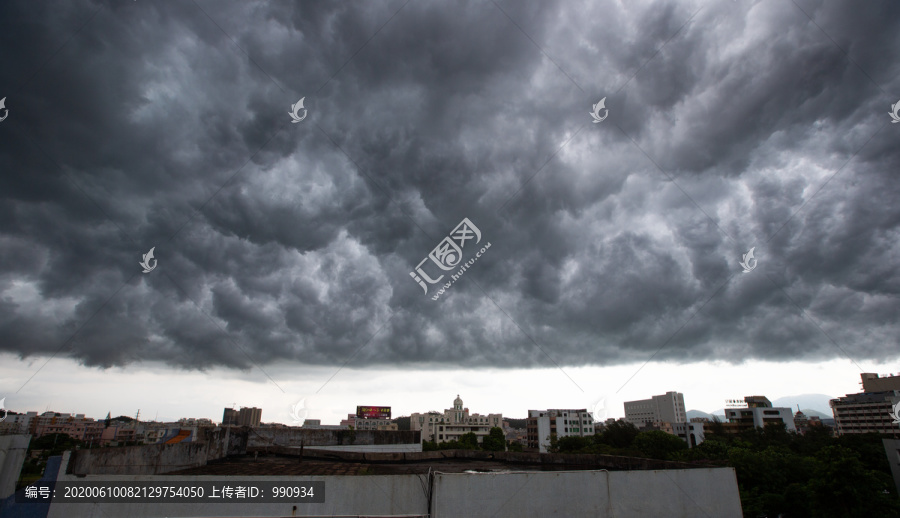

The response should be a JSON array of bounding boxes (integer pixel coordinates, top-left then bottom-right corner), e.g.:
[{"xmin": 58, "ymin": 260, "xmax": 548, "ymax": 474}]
[{"xmin": 1, "ymin": 0, "xmax": 898, "ymax": 426}]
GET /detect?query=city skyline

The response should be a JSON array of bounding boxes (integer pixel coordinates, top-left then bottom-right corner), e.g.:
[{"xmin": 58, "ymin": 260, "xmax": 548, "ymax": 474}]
[
  {"xmin": 0, "ymin": 356, "xmax": 877, "ymax": 426},
  {"xmin": 2, "ymin": 1, "xmax": 899, "ymax": 436}
]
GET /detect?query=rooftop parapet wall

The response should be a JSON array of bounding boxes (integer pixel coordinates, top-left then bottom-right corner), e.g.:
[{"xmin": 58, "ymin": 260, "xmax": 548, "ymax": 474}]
[
  {"xmin": 67, "ymin": 427, "xmax": 247, "ymax": 476},
  {"xmin": 250, "ymin": 446, "xmax": 710, "ymax": 470},
  {"xmin": 247, "ymin": 427, "xmax": 420, "ymax": 448}
]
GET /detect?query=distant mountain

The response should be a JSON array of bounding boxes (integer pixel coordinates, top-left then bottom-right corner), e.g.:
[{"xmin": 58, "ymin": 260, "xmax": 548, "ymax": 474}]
[{"xmin": 771, "ymin": 394, "xmax": 836, "ymax": 416}]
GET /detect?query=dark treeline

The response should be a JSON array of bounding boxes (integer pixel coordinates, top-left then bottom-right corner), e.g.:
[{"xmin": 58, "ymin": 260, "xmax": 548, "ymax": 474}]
[{"xmin": 551, "ymin": 421, "xmax": 899, "ymax": 517}]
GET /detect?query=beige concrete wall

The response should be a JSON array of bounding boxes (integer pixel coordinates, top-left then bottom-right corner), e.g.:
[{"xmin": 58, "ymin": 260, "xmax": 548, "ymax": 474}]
[
  {"xmin": 67, "ymin": 427, "xmax": 246, "ymax": 476},
  {"xmin": 0, "ymin": 434, "xmax": 31, "ymax": 500}
]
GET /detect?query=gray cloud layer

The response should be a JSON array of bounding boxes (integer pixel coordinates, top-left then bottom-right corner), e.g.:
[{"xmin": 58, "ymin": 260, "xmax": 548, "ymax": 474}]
[{"xmin": 1, "ymin": 0, "xmax": 898, "ymax": 375}]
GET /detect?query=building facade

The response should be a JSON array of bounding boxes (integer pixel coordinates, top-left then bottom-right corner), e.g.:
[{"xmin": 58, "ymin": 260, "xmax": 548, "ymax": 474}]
[
  {"xmin": 721, "ymin": 396, "xmax": 797, "ymax": 433},
  {"xmin": 526, "ymin": 409, "xmax": 595, "ymax": 453},
  {"xmin": 222, "ymin": 408, "xmax": 239, "ymax": 426},
  {"xmin": 623, "ymin": 392, "xmax": 687, "ymax": 429},
  {"xmin": 0, "ymin": 411, "xmax": 38, "ymax": 435},
  {"xmin": 831, "ymin": 390, "xmax": 900, "ymax": 435},
  {"xmin": 32, "ymin": 414, "xmax": 106, "ymax": 443},
  {"xmin": 861, "ymin": 373, "xmax": 900, "ymax": 393},
  {"xmin": 238, "ymin": 407, "xmax": 262, "ymax": 427},
  {"xmin": 340, "ymin": 414, "xmax": 397, "ymax": 430},
  {"xmin": 410, "ymin": 395, "xmax": 502, "ymax": 445},
  {"xmin": 672, "ymin": 421, "xmax": 706, "ymax": 448}
]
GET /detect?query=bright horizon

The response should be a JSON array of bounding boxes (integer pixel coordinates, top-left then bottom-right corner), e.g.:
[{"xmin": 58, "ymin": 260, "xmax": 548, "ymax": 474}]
[{"xmin": 1, "ymin": 354, "xmax": 881, "ymax": 425}]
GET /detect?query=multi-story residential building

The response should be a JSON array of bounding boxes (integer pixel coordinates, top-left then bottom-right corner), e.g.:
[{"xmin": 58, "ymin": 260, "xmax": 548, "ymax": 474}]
[
  {"xmin": 716, "ymin": 396, "xmax": 797, "ymax": 433},
  {"xmin": 100, "ymin": 423, "xmax": 137, "ymax": 446},
  {"xmin": 0, "ymin": 411, "xmax": 37, "ymax": 435},
  {"xmin": 222, "ymin": 408, "xmax": 239, "ymax": 426},
  {"xmin": 30, "ymin": 413, "xmax": 106, "ymax": 443},
  {"xmin": 238, "ymin": 407, "xmax": 262, "ymax": 427},
  {"xmin": 831, "ymin": 390, "xmax": 900, "ymax": 435},
  {"xmin": 623, "ymin": 392, "xmax": 687, "ymax": 429},
  {"xmin": 526, "ymin": 409, "xmax": 595, "ymax": 453},
  {"xmin": 410, "ymin": 395, "xmax": 502, "ymax": 445}
]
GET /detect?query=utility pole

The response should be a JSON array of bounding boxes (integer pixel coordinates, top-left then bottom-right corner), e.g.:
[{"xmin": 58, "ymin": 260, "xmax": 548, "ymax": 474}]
[{"xmin": 135, "ymin": 409, "xmax": 140, "ymax": 422}]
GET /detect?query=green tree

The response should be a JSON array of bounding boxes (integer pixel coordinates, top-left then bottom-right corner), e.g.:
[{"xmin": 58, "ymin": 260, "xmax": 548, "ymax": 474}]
[
  {"xmin": 506, "ymin": 440, "xmax": 523, "ymax": 452},
  {"xmin": 806, "ymin": 445, "xmax": 900, "ymax": 517},
  {"xmin": 632, "ymin": 430, "xmax": 688, "ymax": 460},
  {"xmin": 458, "ymin": 432, "xmax": 479, "ymax": 450},
  {"xmin": 598, "ymin": 420, "xmax": 639, "ymax": 449},
  {"xmin": 547, "ymin": 433, "xmax": 559, "ymax": 453},
  {"xmin": 31, "ymin": 434, "xmax": 83, "ymax": 456},
  {"xmin": 557, "ymin": 435, "xmax": 593, "ymax": 453},
  {"xmin": 481, "ymin": 427, "xmax": 506, "ymax": 451}
]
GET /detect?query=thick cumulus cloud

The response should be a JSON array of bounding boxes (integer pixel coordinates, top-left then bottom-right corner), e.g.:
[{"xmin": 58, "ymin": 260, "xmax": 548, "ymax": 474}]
[{"xmin": 0, "ymin": 0, "xmax": 898, "ymax": 373}]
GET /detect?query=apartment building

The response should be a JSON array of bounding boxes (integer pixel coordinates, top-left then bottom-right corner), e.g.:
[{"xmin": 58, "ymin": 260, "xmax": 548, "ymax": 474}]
[{"xmin": 526, "ymin": 409, "xmax": 595, "ymax": 452}]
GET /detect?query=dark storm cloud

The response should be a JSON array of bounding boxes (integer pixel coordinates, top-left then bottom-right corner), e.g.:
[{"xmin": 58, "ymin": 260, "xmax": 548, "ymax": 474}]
[{"xmin": 1, "ymin": 0, "xmax": 898, "ymax": 375}]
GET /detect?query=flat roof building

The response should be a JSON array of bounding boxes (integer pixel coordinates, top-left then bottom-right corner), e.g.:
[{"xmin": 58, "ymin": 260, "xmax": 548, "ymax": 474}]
[
  {"xmin": 526, "ymin": 409, "xmax": 595, "ymax": 452},
  {"xmin": 222, "ymin": 408, "xmax": 238, "ymax": 426},
  {"xmin": 861, "ymin": 373, "xmax": 900, "ymax": 393},
  {"xmin": 238, "ymin": 407, "xmax": 262, "ymax": 427},
  {"xmin": 623, "ymin": 391, "xmax": 687, "ymax": 429},
  {"xmin": 721, "ymin": 396, "xmax": 797, "ymax": 433}
]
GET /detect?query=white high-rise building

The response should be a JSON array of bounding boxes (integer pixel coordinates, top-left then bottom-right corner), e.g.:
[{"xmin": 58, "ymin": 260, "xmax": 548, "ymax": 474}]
[
  {"xmin": 624, "ymin": 391, "xmax": 687, "ymax": 428},
  {"xmin": 410, "ymin": 395, "xmax": 502, "ymax": 445},
  {"xmin": 526, "ymin": 409, "xmax": 595, "ymax": 453}
]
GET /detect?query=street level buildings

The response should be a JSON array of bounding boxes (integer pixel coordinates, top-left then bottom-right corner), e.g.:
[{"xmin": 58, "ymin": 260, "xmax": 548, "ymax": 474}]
[
  {"xmin": 410, "ymin": 395, "xmax": 502, "ymax": 445},
  {"xmin": 526, "ymin": 409, "xmax": 595, "ymax": 452}
]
